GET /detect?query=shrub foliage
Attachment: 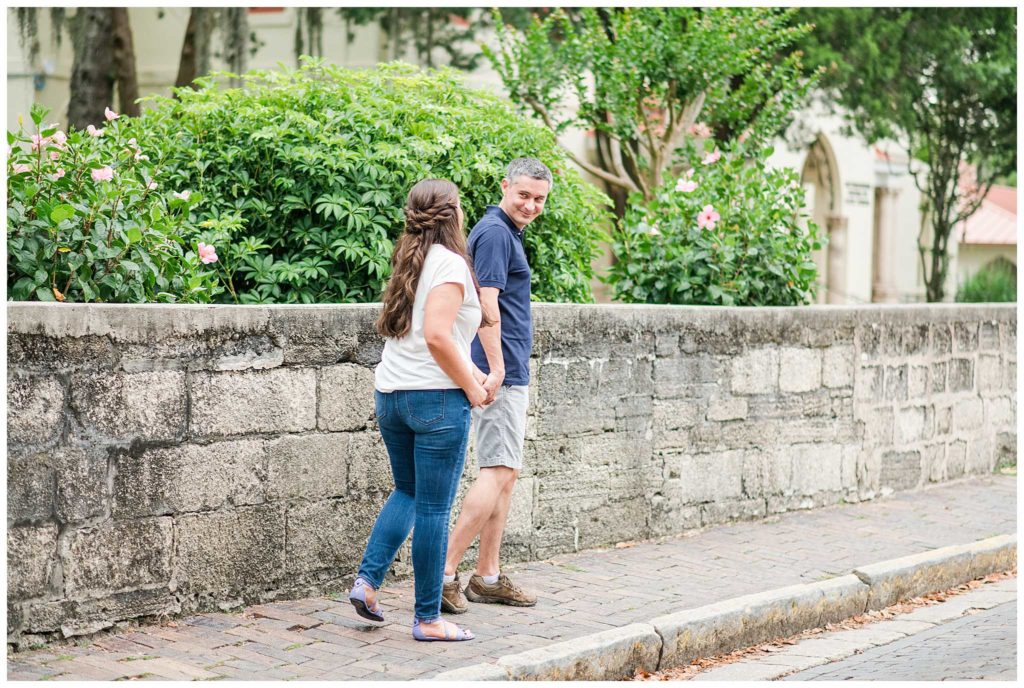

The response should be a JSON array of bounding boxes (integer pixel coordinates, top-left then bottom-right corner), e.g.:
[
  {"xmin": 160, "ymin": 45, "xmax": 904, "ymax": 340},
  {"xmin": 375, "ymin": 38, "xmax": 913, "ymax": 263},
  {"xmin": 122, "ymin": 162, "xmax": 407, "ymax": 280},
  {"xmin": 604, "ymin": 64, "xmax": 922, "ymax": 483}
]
[{"xmin": 129, "ymin": 60, "xmax": 611, "ymax": 304}]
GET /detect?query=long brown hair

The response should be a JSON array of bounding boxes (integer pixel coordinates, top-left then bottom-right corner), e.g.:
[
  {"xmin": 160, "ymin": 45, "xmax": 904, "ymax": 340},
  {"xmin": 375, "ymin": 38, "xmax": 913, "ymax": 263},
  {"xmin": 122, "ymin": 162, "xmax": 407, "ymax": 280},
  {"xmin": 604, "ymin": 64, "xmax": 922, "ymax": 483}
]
[{"xmin": 376, "ymin": 179, "xmax": 490, "ymax": 338}]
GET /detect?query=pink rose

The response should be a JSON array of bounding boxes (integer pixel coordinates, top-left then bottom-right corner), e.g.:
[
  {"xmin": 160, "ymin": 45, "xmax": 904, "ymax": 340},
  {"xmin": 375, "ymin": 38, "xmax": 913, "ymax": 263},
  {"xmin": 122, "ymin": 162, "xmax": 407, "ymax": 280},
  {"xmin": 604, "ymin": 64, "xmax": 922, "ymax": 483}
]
[
  {"xmin": 51, "ymin": 130, "xmax": 67, "ymax": 148},
  {"xmin": 197, "ymin": 242, "xmax": 218, "ymax": 264},
  {"xmin": 104, "ymin": 107, "xmax": 119, "ymax": 121},
  {"xmin": 697, "ymin": 204, "xmax": 720, "ymax": 230},
  {"xmin": 53, "ymin": 168, "xmax": 66, "ymax": 180},
  {"xmin": 173, "ymin": 190, "xmax": 191, "ymax": 201},
  {"xmin": 86, "ymin": 124, "xmax": 104, "ymax": 137},
  {"xmin": 702, "ymin": 148, "xmax": 722, "ymax": 165},
  {"xmin": 12, "ymin": 163, "xmax": 32, "ymax": 174},
  {"xmin": 91, "ymin": 166, "xmax": 114, "ymax": 182},
  {"xmin": 688, "ymin": 122, "xmax": 712, "ymax": 138},
  {"xmin": 675, "ymin": 179, "xmax": 698, "ymax": 193}
]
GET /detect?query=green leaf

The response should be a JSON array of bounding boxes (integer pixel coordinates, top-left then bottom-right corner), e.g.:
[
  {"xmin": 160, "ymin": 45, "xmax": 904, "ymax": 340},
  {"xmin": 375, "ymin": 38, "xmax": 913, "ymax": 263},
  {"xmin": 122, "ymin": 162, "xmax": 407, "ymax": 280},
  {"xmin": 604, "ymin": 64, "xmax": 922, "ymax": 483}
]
[{"xmin": 49, "ymin": 204, "xmax": 75, "ymax": 224}]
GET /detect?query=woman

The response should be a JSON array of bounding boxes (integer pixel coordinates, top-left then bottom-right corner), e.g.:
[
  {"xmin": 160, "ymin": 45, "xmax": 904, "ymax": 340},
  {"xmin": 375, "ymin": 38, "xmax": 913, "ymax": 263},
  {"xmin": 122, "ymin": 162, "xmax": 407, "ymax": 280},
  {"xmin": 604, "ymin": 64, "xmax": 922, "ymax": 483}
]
[{"xmin": 348, "ymin": 179, "xmax": 490, "ymax": 642}]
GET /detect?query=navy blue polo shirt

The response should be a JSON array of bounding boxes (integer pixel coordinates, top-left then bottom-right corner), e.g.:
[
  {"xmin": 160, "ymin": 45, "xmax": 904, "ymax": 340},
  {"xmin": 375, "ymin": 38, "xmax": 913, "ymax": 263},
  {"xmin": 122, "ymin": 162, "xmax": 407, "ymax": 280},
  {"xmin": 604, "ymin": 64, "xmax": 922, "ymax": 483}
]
[{"xmin": 467, "ymin": 206, "xmax": 533, "ymax": 385}]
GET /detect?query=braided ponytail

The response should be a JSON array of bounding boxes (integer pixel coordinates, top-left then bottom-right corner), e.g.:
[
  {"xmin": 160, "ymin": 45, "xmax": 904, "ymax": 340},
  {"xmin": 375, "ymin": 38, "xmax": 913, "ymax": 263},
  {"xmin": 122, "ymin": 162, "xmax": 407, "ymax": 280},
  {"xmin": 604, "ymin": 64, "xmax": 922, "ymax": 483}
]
[{"xmin": 376, "ymin": 179, "xmax": 491, "ymax": 339}]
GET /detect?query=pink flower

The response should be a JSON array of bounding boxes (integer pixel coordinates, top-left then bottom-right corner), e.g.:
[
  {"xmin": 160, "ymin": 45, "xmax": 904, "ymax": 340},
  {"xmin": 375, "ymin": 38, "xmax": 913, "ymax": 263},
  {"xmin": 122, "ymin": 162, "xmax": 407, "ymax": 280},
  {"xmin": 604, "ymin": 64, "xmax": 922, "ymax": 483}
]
[
  {"xmin": 50, "ymin": 151, "xmax": 60, "ymax": 160},
  {"xmin": 91, "ymin": 166, "xmax": 115, "ymax": 182},
  {"xmin": 51, "ymin": 131, "xmax": 67, "ymax": 148},
  {"xmin": 738, "ymin": 130, "xmax": 751, "ymax": 144},
  {"xmin": 12, "ymin": 163, "xmax": 32, "ymax": 174},
  {"xmin": 173, "ymin": 190, "xmax": 191, "ymax": 201},
  {"xmin": 702, "ymin": 148, "xmax": 722, "ymax": 165},
  {"xmin": 686, "ymin": 168, "xmax": 695, "ymax": 178},
  {"xmin": 133, "ymin": 149, "xmax": 148, "ymax": 161},
  {"xmin": 675, "ymin": 178, "xmax": 698, "ymax": 193},
  {"xmin": 197, "ymin": 242, "xmax": 218, "ymax": 264},
  {"xmin": 86, "ymin": 124, "xmax": 104, "ymax": 137},
  {"xmin": 104, "ymin": 107, "xmax": 119, "ymax": 121},
  {"xmin": 688, "ymin": 122, "xmax": 712, "ymax": 138},
  {"xmin": 147, "ymin": 181, "xmax": 158, "ymax": 190},
  {"xmin": 30, "ymin": 134, "xmax": 48, "ymax": 150},
  {"xmin": 52, "ymin": 168, "xmax": 66, "ymax": 180},
  {"xmin": 697, "ymin": 204, "xmax": 720, "ymax": 230}
]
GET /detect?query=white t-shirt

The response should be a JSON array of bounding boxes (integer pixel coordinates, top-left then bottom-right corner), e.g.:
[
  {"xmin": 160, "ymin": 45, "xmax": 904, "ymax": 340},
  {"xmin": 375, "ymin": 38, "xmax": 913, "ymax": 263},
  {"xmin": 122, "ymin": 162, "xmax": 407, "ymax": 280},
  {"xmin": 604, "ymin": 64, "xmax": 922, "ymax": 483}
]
[{"xmin": 375, "ymin": 244, "xmax": 482, "ymax": 392}]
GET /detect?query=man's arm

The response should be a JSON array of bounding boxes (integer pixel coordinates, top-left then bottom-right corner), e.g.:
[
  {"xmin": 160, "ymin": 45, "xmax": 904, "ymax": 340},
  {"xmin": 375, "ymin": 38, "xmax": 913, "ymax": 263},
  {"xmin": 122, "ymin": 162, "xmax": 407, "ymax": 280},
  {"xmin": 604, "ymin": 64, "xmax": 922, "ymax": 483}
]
[{"xmin": 478, "ymin": 286, "xmax": 504, "ymax": 402}]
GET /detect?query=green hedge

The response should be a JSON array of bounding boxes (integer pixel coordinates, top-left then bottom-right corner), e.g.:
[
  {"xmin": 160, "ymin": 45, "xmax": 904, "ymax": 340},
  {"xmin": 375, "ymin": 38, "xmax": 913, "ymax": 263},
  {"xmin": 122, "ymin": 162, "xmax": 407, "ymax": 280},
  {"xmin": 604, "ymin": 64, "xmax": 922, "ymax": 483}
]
[{"xmin": 128, "ymin": 59, "xmax": 612, "ymax": 304}]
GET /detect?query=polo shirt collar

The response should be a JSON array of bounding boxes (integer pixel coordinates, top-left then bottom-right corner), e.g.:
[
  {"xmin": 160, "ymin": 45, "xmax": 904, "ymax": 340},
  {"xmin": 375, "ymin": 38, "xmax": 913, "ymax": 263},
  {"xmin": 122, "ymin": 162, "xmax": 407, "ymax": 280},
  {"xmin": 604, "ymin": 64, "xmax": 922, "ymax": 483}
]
[{"xmin": 487, "ymin": 205, "xmax": 523, "ymax": 237}]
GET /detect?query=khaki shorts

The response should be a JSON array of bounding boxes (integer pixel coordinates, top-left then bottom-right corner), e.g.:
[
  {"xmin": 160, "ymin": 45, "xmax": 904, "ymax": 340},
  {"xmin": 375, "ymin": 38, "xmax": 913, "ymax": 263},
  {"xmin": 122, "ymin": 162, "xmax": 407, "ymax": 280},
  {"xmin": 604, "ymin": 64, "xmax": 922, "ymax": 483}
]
[{"xmin": 472, "ymin": 385, "xmax": 528, "ymax": 469}]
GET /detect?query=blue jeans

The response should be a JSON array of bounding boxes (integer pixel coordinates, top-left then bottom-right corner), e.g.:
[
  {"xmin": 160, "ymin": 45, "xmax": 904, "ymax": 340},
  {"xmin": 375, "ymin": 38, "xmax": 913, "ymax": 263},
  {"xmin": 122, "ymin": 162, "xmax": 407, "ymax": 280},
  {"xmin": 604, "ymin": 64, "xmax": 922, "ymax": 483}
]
[{"xmin": 357, "ymin": 389, "xmax": 471, "ymax": 621}]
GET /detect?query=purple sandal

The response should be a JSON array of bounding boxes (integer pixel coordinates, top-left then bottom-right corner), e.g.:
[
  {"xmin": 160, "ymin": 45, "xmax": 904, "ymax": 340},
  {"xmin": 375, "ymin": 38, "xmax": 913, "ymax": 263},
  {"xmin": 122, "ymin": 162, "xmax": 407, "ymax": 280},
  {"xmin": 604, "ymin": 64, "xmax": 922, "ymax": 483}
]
[
  {"xmin": 348, "ymin": 577, "xmax": 384, "ymax": 622},
  {"xmin": 412, "ymin": 618, "xmax": 475, "ymax": 642}
]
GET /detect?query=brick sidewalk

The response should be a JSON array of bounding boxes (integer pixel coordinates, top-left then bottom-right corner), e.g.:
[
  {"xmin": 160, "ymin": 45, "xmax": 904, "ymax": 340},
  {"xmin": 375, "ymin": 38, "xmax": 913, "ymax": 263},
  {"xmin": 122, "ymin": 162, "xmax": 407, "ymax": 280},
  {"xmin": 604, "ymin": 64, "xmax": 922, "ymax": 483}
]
[{"xmin": 7, "ymin": 475, "xmax": 1015, "ymax": 681}]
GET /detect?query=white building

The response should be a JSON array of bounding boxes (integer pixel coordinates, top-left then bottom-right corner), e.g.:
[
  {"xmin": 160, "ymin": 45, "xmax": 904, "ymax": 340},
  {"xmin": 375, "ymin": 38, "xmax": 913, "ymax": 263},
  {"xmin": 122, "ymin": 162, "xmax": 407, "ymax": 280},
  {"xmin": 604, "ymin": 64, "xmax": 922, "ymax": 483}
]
[{"xmin": 9, "ymin": 7, "xmax": 1010, "ymax": 304}]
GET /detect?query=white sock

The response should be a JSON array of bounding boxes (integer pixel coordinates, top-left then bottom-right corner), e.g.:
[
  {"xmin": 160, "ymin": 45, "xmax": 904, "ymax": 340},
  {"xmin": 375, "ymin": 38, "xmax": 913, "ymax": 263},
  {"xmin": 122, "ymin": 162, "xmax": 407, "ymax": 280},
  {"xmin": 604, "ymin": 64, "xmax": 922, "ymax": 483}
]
[
  {"xmin": 443, "ymin": 573, "xmax": 456, "ymax": 584},
  {"xmin": 481, "ymin": 573, "xmax": 499, "ymax": 585}
]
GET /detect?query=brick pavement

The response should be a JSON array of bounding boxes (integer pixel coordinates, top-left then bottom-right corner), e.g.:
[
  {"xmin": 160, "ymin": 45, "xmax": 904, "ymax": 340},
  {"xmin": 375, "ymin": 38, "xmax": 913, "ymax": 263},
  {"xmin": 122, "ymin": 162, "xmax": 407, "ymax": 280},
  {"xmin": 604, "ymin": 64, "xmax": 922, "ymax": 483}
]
[
  {"xmin": 782, "ymin": 599, "xmax": 1017, "ymax": 681},
  {"xmin": 7, "ymin": 475, "xmax": 1015, "ymax": 681}
]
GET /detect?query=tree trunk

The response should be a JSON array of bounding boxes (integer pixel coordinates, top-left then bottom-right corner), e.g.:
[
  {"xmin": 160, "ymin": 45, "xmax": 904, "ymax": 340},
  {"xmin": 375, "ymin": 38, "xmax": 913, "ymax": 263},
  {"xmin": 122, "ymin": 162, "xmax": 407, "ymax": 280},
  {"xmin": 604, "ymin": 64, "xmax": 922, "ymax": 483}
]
[
  {"xmin": 67, "ymin": 8, "xmax": 115, "ymax": 129},
  {"xmin": 175, "ymin": 8, "xmax": 200, "ymax": 88},
  {"xmin": 111, "ymin": 8, "xmax": 140, "ymax": 116}
]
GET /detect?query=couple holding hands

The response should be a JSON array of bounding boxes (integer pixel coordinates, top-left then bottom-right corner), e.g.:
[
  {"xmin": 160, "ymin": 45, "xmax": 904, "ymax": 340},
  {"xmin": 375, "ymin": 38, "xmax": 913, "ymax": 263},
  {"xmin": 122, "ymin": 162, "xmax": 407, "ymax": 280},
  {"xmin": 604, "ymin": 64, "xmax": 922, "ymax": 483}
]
[{"xmin": 347, "ymin": 158, "xmax": 552, "ymax": 642}]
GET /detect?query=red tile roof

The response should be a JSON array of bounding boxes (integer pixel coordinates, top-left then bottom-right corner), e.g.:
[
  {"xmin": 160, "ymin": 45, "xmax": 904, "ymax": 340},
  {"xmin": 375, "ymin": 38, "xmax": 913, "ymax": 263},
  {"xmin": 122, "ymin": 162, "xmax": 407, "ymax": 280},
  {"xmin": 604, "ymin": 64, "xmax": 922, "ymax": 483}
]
[{"xmin": 957, "ymin": 185, "xmax": 1017, "ymax": 246}]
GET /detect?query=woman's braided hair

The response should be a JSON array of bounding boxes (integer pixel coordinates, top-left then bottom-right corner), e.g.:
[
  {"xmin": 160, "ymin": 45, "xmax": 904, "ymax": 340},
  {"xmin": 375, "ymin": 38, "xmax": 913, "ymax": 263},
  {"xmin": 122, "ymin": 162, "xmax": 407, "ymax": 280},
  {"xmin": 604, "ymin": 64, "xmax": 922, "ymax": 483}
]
[{"xmin": 376, "ymin": 179, "xmax": 490, "ymax": 339}]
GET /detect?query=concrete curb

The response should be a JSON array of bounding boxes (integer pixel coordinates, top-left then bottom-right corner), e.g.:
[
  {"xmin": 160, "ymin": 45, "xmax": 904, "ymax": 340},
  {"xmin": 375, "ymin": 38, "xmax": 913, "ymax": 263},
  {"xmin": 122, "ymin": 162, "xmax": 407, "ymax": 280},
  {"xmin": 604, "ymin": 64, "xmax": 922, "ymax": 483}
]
[
  {"xmin": 853, "ymin": 534, "xmax": 1016, "ymax": 610},
  {"xmin": 430, "ymin": 534, "xmax": 1016, "ymax": 681}
]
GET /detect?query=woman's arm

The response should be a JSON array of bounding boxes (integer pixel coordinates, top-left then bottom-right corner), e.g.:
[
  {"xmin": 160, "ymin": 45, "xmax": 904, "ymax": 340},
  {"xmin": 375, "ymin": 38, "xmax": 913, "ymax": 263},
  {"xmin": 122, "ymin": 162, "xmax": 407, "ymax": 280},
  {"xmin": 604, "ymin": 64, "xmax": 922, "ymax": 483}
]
[{"xmin": 423, "ymin": 282, "xmax": 488, "ymax": 407}]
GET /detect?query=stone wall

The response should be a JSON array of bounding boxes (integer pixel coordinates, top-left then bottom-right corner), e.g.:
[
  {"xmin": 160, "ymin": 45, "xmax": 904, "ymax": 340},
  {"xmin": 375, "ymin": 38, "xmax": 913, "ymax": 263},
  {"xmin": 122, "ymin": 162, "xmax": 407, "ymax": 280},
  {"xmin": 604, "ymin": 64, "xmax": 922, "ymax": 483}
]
[{"xmin": 6, "ymin": 303, "xmax": 1015, "ymax": 645}]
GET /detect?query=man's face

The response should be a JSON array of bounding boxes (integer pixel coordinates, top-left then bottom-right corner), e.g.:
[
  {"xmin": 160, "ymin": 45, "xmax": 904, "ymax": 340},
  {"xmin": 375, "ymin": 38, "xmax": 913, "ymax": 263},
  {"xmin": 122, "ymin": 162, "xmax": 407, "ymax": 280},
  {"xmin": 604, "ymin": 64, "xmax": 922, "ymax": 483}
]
[{"xmin": 500, "ymin": 176, "xmax": 549, "ymax": 229}]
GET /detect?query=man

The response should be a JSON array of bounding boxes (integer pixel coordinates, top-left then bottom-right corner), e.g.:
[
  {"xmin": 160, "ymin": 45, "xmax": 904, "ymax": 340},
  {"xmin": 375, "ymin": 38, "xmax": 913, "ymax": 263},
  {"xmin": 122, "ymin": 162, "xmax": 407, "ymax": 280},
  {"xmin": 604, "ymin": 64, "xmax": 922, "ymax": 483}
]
[{"xmin": 441, "ymin": 158, "xmax": 551, "ymax": 612}]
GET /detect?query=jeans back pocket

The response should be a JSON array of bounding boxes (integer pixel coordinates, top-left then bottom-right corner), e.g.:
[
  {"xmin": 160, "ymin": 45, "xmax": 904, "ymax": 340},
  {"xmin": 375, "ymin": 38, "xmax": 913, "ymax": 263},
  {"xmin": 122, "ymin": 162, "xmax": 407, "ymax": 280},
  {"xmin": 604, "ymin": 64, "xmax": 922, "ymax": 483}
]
[{"xmin": 406, "ymin": 390, "xmax": 446, "ymax": 425}]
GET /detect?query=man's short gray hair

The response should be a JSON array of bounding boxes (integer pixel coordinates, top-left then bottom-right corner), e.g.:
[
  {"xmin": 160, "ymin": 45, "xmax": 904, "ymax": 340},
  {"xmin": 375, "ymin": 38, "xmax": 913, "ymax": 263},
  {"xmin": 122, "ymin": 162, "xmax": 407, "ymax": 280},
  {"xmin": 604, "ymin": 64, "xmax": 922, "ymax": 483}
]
[{"xmin": 505, "ymin": 157, "xmax": 553, "ymax": 190}]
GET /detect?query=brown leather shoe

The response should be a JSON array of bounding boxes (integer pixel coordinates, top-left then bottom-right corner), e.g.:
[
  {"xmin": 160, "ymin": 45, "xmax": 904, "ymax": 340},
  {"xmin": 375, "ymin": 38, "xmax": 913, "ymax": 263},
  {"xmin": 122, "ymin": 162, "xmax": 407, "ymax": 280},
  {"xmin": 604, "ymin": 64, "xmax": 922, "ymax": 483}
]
[
  {"xmin": 441, "ymin": 573, "xmax": 469, "ymax": 614},
  {"xmin": 465, "ymin": 573, "xmax": 537, "ymax": 607}
]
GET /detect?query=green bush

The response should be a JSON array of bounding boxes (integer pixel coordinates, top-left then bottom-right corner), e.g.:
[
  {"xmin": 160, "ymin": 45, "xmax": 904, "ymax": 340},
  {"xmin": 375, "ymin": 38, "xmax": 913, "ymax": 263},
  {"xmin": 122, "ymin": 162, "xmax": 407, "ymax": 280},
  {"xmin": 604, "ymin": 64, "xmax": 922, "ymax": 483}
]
[
  {"xmin": 6, "ymin": 104, "xmax": 219, "ymax": 303},
  {"xmin": 605, "ymin": 136, "xmax": 823, "ymax": 306},
  {"xmin": 956, "ymin": 260, "xmax": 1016, "ymax": 303},
  {"xmin": 127, "ymin": 59, "xmax": 612, "ymax": 304}
]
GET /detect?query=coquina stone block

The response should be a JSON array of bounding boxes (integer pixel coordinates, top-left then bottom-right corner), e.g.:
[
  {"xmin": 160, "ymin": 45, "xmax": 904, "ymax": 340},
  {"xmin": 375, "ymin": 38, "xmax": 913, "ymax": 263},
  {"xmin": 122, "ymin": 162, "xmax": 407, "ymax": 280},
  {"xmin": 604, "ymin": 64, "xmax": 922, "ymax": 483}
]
[
  {"xmin": 954, "ymin": 322, "xmax": 979, "ymax": 352},
  {"xmin": 895, "ymin": 406, "xmax": 927, "ymax": 445},
  {"xmin": 979, "ymin": 321, "xmax": 1000, "ymax": 350},
  {"xmin": 54, "ymin": 447, "xmax": 109, "ymax": 523},
  {"xmin": 952, "ymin": 398, "xmax": 984, "ymax": 433},
  {"xmin": 822, "ymin": 345, "xmax": 855, "ymax": 388},
  {"xmin": 114, "ymin": 440, "xmax": 265, "ymax": 517},
  {"xmin": 7, "ymin": 374, "xmax": 65, "ymax": 446},
  {"xmin": 318, "ymin": 364, "xmax": 376, "ymax": 431},
  {"xmin": 674, "ymin": 450, "xmax": 745, "ymax": 503},
  {"xmin": 730, "ymin": 349, "xmax": 779, "ymax": 395},
  {"xmin": 267, "ymin": 433, "xmax": 348, "ymax": 501},
  {"xmin": 346, "ymin": 432, "xmax": 394, "ymax": 495},
  {"xmin": 654, "ymin": 356, "xmax": 722, "ymax": 398},
  {"xmin": 7, "ymin": 451, "xmax": 56, "ymax": 524},
  {"xmin": 790, "ymin": 443, "xmax": 844, "ymax": 494},
  {"xmin": 948, "ymin": 358, "xmax": 975, "ymax": 392},
  {"xmin": 931, "ymin": 323, "xmax": 952, "ymax": 354},
  {"xmin": 174, "ymin": 505, "xmax": 285, "ymax": 594},
  {"xmin": 855, "ymin": 366, "xmax": 884, "ymax": 402},
  {"xmin": 984, "ymin": 397, "xmax": 1014, "ymax": 430},
  {"xmin": 706, "ymin": 397, "xmax": 748, "ymax": 422},
  {"xmin": 8, "ymin": 525, "xmax": 58, "ymax": 599},
  {"xmin": 65, "ymin": 518, "xmax": 173, "ymax": 596},
  {"xmin": 285, "ymin": 498, "xmax": 382, "ymax": 577},
  {"xmin": 946, "ymin": 441, "xmax": 968, "ymax": 478},
  {"xmin": 190, "ymin": 368, "xmax": 317, "ymax": 438},
  {"xmin": 71, "ymin": 371, "xmax": 186, "ymax": 442},
  {"xmin": 779, "ymin": 347, "xmax": 822, "ymax": 393},
  {"xmin": 884, "ymin": 365, "xmax": 908, "ymax": 401},
  {"xmin": 976, "ymin": 354, "xmax": 1003, "ymax": 392},
  {"xmin": 879, "ymin": 451, "xmax": 922, "ymax": 491}
]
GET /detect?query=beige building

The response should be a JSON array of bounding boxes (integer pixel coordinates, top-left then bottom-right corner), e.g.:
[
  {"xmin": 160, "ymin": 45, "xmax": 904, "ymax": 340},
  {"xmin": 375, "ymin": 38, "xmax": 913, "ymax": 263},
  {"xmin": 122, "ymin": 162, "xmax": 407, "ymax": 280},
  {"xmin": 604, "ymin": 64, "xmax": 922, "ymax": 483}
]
[{"xmin": 9, "ymin": 7, "xmax": 1008, "ymax": 304}]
